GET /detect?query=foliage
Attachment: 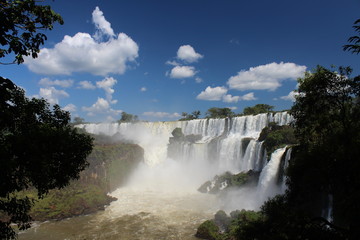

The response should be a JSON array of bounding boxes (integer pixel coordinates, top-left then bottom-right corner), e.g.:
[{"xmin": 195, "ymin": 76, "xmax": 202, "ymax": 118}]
[
  {"xmin": 0, "ymin": 78, "xmax": 94, "ymax": 239},
  {"xmin": 196, "ymin": 209, "xmax": 263, "ymax": 240},
  {"xmin": 118, "ymin": 112, "xmax": 139, "ymax": 123},
  {"xmin": 73, "ymin": 117, "xmax": 85, "ymax": 125},
  {"xmin": 243, "ymin": 104, "xmax": 274, "ymax": 115},
  {"xmin": 258, "ymin": 122, "xmax": 297, "ymax": 155},
  {"xmin": 179, "ymin": 110, "xmax": 201, "ymax": 121},
  {"xmin": 206, "ymin": 107, "xmax": 234, "ymax": 118},
  {"xmin": 289, "ymin": 66, "xmax": 360, "ymax": 231},
  {"xmin": 235, "ymin": 66, "xmax": 360, "ymax": 239},
  {"xmin": 195, "ymin": 220, "xmax": 221, "ymax": 240},
  {"xmin": 343, "ymin": 19, "xmax": 360, "ymax": 54},
  {"xmin": 0, "ymin": 0, "xmax": 64, "ymax": 64},
  {"xmin": 198, "ymin": 170, "xmax": 259, "ymax": 194}
]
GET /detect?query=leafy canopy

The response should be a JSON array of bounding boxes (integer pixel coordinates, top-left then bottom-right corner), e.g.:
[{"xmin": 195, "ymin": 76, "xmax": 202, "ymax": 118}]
[
  {"xmin": 0, "ymin": 0, "xmax": 64, "ymax": 64},
  {"xmin": 206, "ymin": 107, "xmax": 234, "ymax": 118},
  {"xmin": 243, "ymin": 104, "xmax": 274, "ymax": 115},
  {"xmin": 343, "ymin": 19, "xmax": 360, "ymax": 54},
  {"xmin": 0, "ymin": 78, "xmax": 94, "ymax": 239}
]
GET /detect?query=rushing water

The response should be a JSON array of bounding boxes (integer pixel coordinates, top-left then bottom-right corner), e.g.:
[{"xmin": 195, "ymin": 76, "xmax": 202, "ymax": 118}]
[{"xmin": 19, "ymin": 112, "xmax": 293, "ymax": 239}]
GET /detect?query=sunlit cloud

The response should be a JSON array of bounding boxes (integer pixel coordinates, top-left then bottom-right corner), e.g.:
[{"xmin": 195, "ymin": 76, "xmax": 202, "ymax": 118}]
[
  {"xmin": 196, "ymin": 86, "xmax": 228, "ymax": 101},
  {"xmin": 169, "ymin": 66, "xmax": 196, "ymax": 79},
  {"xmin": 227, "ymin": 62, "xmax": 306, "ymax": 91},
  {"xmin": 177, "ymin": 45, "xmax": 203, "ymax": 63},
  {"xmin": 25, "ymin": 7, "xmax": 139, "ymax": 76}
]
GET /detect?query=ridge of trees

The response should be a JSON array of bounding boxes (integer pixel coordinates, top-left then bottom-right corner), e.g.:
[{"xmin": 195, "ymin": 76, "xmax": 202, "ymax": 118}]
[{"xmin": 0, "ymin": 1, "xmax": 93, "ymax": 239}]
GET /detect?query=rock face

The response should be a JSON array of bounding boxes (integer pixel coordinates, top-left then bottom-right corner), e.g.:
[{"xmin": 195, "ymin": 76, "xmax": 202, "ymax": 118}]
[
  {"xmin": 198, "ymin": 170, "xmax": 260, "ymax": 194},
  {"xmin": 28, "ymin": 140, "xmax": 144, "ymax": 221}
]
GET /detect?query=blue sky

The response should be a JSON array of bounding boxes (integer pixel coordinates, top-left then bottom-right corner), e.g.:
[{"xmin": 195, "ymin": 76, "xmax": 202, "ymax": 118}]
[{"xmin": 1, "ymin": 0, "xmax": 359, "ymax": 122}]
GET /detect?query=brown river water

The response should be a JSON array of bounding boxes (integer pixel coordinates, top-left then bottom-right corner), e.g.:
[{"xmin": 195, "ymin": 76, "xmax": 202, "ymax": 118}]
[{"xmin": 18, "ymin": 187, "xmax": 220, "ymax": 240}]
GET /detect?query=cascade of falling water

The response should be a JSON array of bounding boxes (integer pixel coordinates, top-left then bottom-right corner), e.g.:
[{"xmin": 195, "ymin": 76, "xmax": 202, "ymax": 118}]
[
  {"xmin": 280, "ymin": 147, "xmax": 292, "ymax": 192},
  {"xmin": 77, "ymin": 112, "xmax": 293, "ymax": 171},
  {"xmin": 257, "ymin": 147, "xmax": 287, "ymax": 201}
]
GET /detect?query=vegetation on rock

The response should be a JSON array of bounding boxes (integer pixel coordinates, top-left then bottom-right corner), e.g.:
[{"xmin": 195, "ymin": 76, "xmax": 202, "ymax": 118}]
[
  {"xmin": 198, "ymin": 171, "xmax": 259, "ymax": 194},
  {"xmin": 258, "ymin": 122, "xmax": 297, "ymax": 156}
]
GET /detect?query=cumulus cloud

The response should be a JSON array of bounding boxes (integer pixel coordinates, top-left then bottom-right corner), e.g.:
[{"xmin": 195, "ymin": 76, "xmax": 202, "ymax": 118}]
[
  {"xmin": 280, "ymin": 90, "xmax": 298, "ymax": 101},
  {"xmin": 177, "ymin": 45, "xmax": 203, "ymax": 63},
  {"xmin": 143, "ymin": 111, "xmax": 180, "ymax": 119},
  {"xmin": 241, "ymin": 92, "xmax": 257, "ymax": 101},
  {"xmin": 169, "ymin": 66, "xmax": 196, "ymax": 78},
  {"xmin": 140, "ymin": 87, "xmax": 147, "ymax": 92},
  {"xmin": 222, "ymin": 94, "xmax": 240, "ymax": 103},
  {"xmin": 78, "ymin": 81, "xmax": 96, "ymax": 89},
  {"xmin": 92, "ymin": 6, "xmax": 115, "ymax": 40},
  {"xmin": 38, "ymin": 87, "xmax": 69, "ymax": 105},
  {"xmin": 63, "ymin": 103, "xmax": 77, "ymax": 112},
  {"xmin": 96, "ymin": 77, "xmax": 117, "ymax": 103},
  {"xmin": 196, "ymin": 86, "xmax": 228, "ymax": 101},
  {"xmin": 222, "ymin": 92, "xmax": 256, "ymax": 103},
  {"xmin": 25, "ymin": 7, "xmax": 139, "ymax": 76},
  {"xmin": 227, "ymin": 62, "xmax": 306, "ymax": 91},
  {"xmin": 82, "ymin": 97, "xmax": 121, "ymax": 116},
  {"xmin": 39, "ymin": 78, "xmax": 73, "ymax": 88}
]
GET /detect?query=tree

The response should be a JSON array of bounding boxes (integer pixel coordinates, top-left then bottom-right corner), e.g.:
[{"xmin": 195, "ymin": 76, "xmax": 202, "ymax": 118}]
[
  {"xmin": 118, "ymin": 112, "xmax": 139, "ymax": 123},
  {"xmin": 0, "ymin": 0, "xmax": 64, "ymax": 64},
  {"xmin": 179, "ymin": 110, "xmax": 201, "ymax": 121},
  {"xmin": 0, "ymin": 1, "xmax": 93, "ymax": 238},
  {"xmin": 237, "ymin": 66, "xmax": 360, "ymax": 239},
  {"xmin": 191, "ymin": 110, "xmax": 201, "ymax": 119},
  {"xmin": 243, "ymin": 104, "xmax": 274, "ymax": 115},
  {"xmin": 73, "ymin": 117, "xmax": 85, "ymax": 125},
  {"xmin": 0, "ymin": 78, "xmax": 94, "ymax": 239},
  {"xmin": 205, "ymin": 107, "xmax": 234, "ymax": 118},
  {"xmin": 343, "ymin": 19, "xmax": 360, "ymax": 54}
]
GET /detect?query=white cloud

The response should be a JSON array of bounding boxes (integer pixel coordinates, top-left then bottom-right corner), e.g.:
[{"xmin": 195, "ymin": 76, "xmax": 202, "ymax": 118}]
[
  {"xmin": 177, "ymin": 45, "xmax": 203, "ymax": 63},
  {"xmin": 25, "ymin": 7, "xmax": 139, "ymax": 76},
  {"xmin": 169, "ymin": 66, "xmax": 196, "ymax": 78},
  {"xmin": 38, "ymin": 87, "xmax": 69, "ymax": 105},
  {"xmin": 140, "ymin": 87, "xmax": 147, "ymax": 92},
  {"xmin": 143, "ymin": 111, "xmax": 180, "ymax": 119},
  {"xmin": 222, "ymin": 94, "xmax": 240, "ymax": 103},
  {"xmin": 78, "ymin": 81, "xmax": 96, "ymax": 89},
  {"xmin": 227, "ymin": 62, "xmax": 306, "ymax": 91},
  {"xmin": 280, "ymin": 90, "xmax": 298, "ymax": 101},
  {"xmin": 228, "ymin": 106, "xmax": 238, "ymax": 110},
  {"xmin": 63, "ymin": 103, "xmax": 77, "ymax": 112},
  {"xmin": 241, "ymin": 92, "xmax": 257, "ymax": 101},
  {"xmin": 39, "ymin": 78, "xmax": 73, "ymax": 88},
  {"xmin": 92, "ymin": 6, "xmax": 115, "ymax": 41},
  {"xmin": 96, "ymin": 77, "xmax": 117, "ymax": 103},
  {"xmin": 196, "ymin": 86, "xmax": 228, "ymax": 101},
  {"xmin": 82, "ymin": 97, "xmax": 121, "ymax": 116},
  {"xmin": 166, "ymin": 60, "xmax": 180, "ymax": 66},
  {"xmin": 222, "ymin": 92, "xmax": 256, "ymax": 103},
  {"xmin": 195, "ymin": 77, "xmax": 203, "ymax": 83}
]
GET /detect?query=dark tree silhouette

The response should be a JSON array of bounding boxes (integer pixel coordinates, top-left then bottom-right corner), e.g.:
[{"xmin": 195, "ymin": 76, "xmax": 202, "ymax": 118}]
[{"xmin": 343, "ymin": 19, "xmax": 360, "ymax": 54}]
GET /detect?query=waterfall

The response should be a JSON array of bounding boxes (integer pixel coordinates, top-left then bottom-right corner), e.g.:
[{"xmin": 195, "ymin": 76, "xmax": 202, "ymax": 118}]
[
  {"xmin": 257, "ymin": 147, "xmax": 288, "ymax": 201},
  {"xmin": 78, "ymin": 112, "xmax": 292, "ymax": 198}
]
